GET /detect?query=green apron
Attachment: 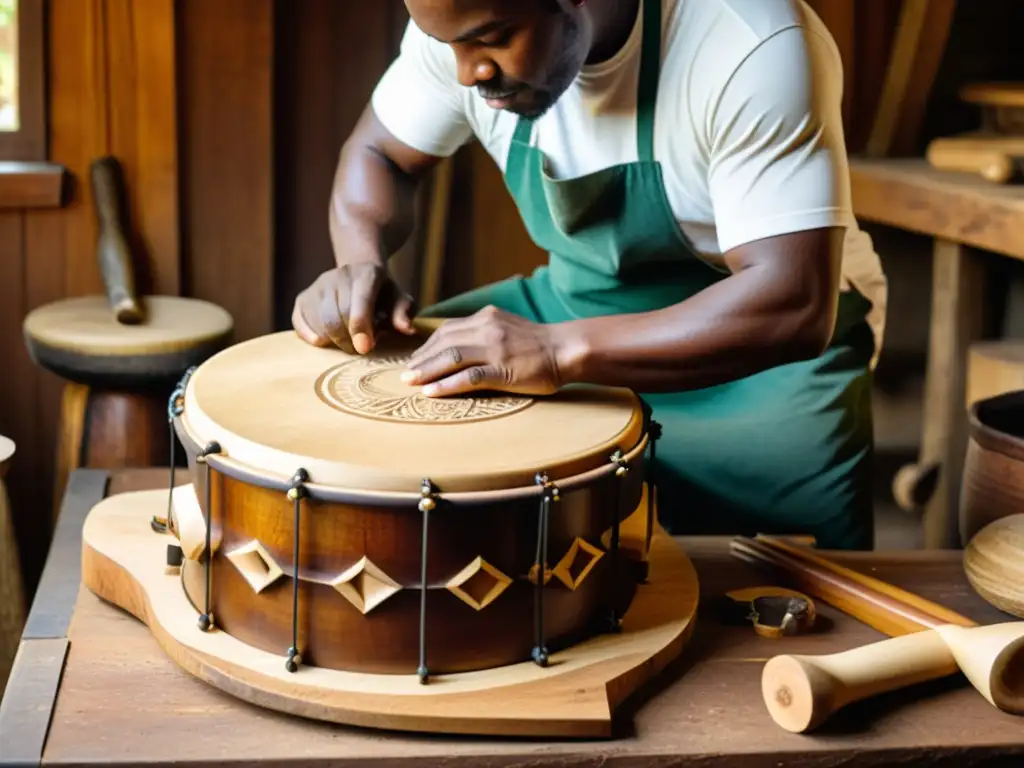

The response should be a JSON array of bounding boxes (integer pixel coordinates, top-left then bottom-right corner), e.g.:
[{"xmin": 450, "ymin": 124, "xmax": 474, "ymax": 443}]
[{"xmin": 421, "ymin": 0, "xmax": 877, "ymax": 549}]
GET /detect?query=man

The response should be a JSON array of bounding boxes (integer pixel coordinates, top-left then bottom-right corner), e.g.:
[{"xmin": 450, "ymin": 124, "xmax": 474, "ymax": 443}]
[{"xmin": 292, "ymin": 0, "xmax": 887, "ymax": 549}]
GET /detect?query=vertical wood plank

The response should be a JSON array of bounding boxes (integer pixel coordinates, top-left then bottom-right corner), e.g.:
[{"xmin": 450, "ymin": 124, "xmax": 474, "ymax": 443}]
[
  {"xmin": 0, "ymin": 212, "xmax": 33, "ymax": 604},
  {"xmin": 45, "ymin": 0, "xmax": 105, "ymax": 299},
  {"xmin": 913, "ymin": 241, "xmax": 987, "ymax": 549},
  {"xmin": 104, "ymin": 0, "xmax": 181, "ymax": 296},
  {"xmin": 273, "ymin": 0, "xmax": 407, "ymax": 327},
  {"xmin": 180, "ymin": 0, "xmax": 274, "ymax": 340},
  {"xmin": 866, "ymin": 0, "xmax": 957, "ymax": 157}
]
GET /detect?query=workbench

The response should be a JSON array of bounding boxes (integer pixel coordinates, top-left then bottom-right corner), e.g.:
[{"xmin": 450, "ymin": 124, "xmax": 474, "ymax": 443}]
[
  {"xmin": 850, "ymin": 157, "xmax": 1024, "ymax": 550},
  {"xmin": 2, "ymin": 467, "xmax": 1022, "ymax": 767}
]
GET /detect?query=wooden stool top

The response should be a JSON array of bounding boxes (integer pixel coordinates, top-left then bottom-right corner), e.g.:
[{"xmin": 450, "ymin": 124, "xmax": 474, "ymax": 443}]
[
  {"xmin": 23, "ymin": 295, "xmax": 234, "ymax": 387},
  {"xmin": 960, "ymin": 83, "xmax": 1024, "ymax": 109},
  {"xmin": 24, "ymin": 295, "xmax": 233, "ymax": 357}
]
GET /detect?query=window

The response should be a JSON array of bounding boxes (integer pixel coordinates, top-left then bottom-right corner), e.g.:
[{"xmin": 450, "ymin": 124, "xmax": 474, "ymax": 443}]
[{"xmin": 0, "ymin": 0, "xmax": 44, "ymax": 160}]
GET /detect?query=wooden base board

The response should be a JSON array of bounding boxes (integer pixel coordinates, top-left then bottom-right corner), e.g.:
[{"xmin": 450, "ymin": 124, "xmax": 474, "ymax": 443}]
[{"xmin": 80, "ymin": 488, "xmax": 699, "ymax": 738}]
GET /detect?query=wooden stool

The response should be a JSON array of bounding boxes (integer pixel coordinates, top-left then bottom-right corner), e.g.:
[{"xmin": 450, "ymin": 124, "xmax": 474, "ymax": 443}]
[
  {"xmin": 0, "ymin": 435, "xmax": 23, "ymax": 695},
  {"xmin": 23, "ymin": 295, "xmax": 234, "ymax": 516}
]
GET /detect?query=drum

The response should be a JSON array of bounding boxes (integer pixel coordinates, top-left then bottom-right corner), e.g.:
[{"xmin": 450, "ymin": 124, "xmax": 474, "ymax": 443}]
[{"xmin": 165, "ymin": 330, "xmax": 655, "ymax": 679}]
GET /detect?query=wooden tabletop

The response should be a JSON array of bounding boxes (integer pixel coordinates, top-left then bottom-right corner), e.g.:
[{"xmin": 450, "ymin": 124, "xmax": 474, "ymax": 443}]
[
  {"xmin": 3, "ymin": 468, "xmax": 1023, "ymax": 768},
  {"xmin": 850, "ymin": 157, "xmax": 1024, "ymax": 259}
]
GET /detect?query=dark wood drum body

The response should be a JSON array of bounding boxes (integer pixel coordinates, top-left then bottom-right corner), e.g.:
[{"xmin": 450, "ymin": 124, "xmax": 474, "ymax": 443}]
[
  {"xmin": 962, "ymin": 390, "xmax": 1024, "ymax": 545},
  {"xmin": 166, "ymin": 331, "xmax": 653, "ymax": 678}
]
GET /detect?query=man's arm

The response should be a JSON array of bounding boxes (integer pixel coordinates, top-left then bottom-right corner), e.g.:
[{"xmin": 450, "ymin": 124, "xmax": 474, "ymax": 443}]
[
  {"xmin": 554, "ymin": 25, "xmax": 852, "ymax": 391},
  {"xmin": 554, "ymin": 227, "xmax": 842, "ymax": 391},
  {"xmin": 328, "ymin": 106, "xmax": 441, "ymax": 270},
  {"xmin": 406, "ymin": 24, "xmax": 856, "ymax": 397},
  {"xmin": 294, "ymin": 20, "xmax": 472, "ymax": 350}
]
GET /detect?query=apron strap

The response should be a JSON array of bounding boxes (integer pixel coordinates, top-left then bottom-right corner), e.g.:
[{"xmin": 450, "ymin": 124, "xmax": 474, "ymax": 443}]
[{"xmin": 636, "ymin": 0, "xmax": 663, "ymax": 164}]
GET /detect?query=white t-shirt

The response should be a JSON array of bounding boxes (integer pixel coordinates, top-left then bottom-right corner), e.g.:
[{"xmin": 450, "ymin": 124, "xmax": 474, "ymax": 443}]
[{"xmin": 371, "ymin": 0, "xmax": 887, "ymax": 362}]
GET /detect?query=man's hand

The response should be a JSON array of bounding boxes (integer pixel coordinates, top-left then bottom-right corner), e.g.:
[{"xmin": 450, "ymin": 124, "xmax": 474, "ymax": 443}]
[
  {"xmin": 292, "ymin": 264, "xmax": 416, "ymax": 354},
  {"xmin": 402, "ymin": 306, "xmax": 568, "ymax": 397}
]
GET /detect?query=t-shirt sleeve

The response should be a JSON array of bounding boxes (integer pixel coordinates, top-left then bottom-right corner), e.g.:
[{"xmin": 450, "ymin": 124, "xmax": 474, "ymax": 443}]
[
  {"xmin": 370, "ymin": 21, "xmax": 475, "ymax": 158},
  {"xmin": 705, "ymin": 26, "xmax": 853, "ymax": 253}
]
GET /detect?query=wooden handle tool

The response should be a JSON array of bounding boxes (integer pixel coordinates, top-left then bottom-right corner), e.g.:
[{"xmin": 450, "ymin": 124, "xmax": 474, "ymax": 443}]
[
  {"xmin": 926, "ymin": 138, "xmax": 1017, "ymax": 183},
  {"xmin": 90, "ymin": 156, "xmax": 143, "ymax": 324},
  {"xmin": 762, "ymin": 621, "xmax": 1024, "ymax": 733},
  {"xmin": 732, "ymin": 536, "xmax": 1024, "ymax": 732}
]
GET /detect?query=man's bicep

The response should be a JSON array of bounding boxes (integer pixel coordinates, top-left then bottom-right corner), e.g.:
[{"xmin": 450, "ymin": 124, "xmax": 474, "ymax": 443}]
[
  {"xmin": 707, "ymin": 27, "xmax": 852, "ymax": 255},
  {"xmin": 370, "ymin": 21, "xmax": 474, "ymax": 162}
]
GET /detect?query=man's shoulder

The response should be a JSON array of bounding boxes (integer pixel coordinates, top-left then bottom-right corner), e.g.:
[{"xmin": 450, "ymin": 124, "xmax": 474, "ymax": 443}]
[
  {"xmin": 668, "ymin": 0, "xmax": 816, "ymax": 45},
  {"xmin": 663, "ymin": 0, "xmax": 838, "ymax": 111}
]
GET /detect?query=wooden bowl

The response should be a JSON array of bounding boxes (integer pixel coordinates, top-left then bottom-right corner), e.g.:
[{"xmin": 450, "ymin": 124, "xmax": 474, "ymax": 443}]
[
  {"xmin": 961, "ymin": 390, "xmax": 1024, "ymax": 546},
  {"xmin": 964, "ymin": 514, "xmax": 1024, "ymax": 619}
]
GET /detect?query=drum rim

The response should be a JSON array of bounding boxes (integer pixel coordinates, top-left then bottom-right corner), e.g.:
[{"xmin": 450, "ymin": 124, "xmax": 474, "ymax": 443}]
[
  {"xmin": 173, "ymin": 410, "xmax": 649, "ymax": 506},
  {"xmin": 172, "ymin": 333, "xmax": 650, "ymax": 499}
]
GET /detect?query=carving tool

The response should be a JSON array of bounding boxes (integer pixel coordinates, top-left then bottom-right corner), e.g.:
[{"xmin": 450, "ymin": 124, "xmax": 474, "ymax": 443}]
[{"xmin": 723, "ymin": 587, "xmax": 817, "ymax": 639}]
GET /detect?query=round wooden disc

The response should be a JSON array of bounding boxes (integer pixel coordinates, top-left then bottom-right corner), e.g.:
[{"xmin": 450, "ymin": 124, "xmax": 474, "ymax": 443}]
[
  {"xmin": 181, "ymin": 331, "xmax": 645, "ymax": 494},
  {"xmin": 81, "ymin": 487, "xmax": 699, "ymax": 737},
  {"xmin": 964, "ymin": 514, "xmax": 1024, "ymax": 619},
  {"xmin": 23, "ymin": 295, "xmax": 233, "ymax": 356},
  {"xmin": 23, "ymin": 295, "xmax": 234, "ymax": 387}
]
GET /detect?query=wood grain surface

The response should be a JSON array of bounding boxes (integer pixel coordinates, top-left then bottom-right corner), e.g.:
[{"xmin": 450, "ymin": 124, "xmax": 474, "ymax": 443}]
[
  {"xmin": 850, "ymin": 158, "xmax": 1024, "ymax": 261},
  {"xmin": 180, "ymin": 331, "xmax": 644, "ymax": 493},
  {"xmin": 964, "ymin": 515, "xmax": 1024, "ymax": 619},
  {"xmin": 5, "ymin": 469, "xmax": 1024, "ymax": 767}
]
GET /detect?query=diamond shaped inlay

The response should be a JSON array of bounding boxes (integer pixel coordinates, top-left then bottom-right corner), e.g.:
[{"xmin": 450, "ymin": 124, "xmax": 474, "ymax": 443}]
[
  {"xmin": 226, "ymin": 540, "xmax": 284, "ymax": 594},
  {"xmin": 328, "ymin": 556, "xmax": 401, "ymax": 614},
  {"xmin": 447, "ymin": 556, "xmax": 512, "ymax": 611},
  {"xmin": 552, "ymin": 537, "xmax": 604, "ymax": 591}
]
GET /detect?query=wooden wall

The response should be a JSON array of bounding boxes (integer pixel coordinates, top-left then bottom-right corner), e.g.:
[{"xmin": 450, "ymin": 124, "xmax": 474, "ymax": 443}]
[{"xmin": 0, "ymin": 0, "xmax": 1011, "ymax": 607}]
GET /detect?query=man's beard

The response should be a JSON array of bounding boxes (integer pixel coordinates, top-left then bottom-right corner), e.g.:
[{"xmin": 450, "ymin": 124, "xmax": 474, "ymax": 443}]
[{"xmin": 481, "ymin": 12, "xmax": 585, "ymax": 119}]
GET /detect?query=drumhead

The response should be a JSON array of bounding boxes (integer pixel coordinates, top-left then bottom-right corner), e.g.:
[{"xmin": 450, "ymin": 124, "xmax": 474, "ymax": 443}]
[{"xmin": 180, "ymin": 331, "xmax": 645, "ymax": 494}]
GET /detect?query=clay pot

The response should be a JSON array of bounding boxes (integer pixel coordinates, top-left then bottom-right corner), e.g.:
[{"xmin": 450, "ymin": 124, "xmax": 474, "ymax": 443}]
[{"xmin": 961, "ymin": 391, "xmax": 1024, "ymax": 546}]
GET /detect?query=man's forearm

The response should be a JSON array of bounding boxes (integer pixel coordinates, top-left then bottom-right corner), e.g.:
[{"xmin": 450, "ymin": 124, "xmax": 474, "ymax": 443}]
[
  {"xmin": 329, "ymin": 107, "xmax": 439, "ymax": 269},
  {"xmin": 553, "ymin": 229, "xmax": 844, "ymax": 392}
]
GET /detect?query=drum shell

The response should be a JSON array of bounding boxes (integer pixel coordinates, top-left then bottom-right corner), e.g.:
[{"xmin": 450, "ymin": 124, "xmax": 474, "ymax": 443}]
[{"xmin": 177, "ymin": 419, "xmax": 646, "ymax": 675}]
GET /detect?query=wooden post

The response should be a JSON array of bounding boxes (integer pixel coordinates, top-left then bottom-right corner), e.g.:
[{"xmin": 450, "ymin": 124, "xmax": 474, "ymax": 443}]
[{"xmin": 910, "ymin": 241, "xmax": 987, "ymax": 549}]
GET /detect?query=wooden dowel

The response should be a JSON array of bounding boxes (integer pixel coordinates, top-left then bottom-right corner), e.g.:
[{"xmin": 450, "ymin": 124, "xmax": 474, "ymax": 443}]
[
  {"xmin": 755, "ymin": 536, "xmax": 977, "ymax": 628},
  {"xmin": 730, "ymin": 537, "xmax": 958, "ymax": 636}
]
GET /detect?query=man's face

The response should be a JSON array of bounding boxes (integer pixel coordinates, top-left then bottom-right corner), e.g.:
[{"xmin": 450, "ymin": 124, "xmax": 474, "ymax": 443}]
[{"xmin": 406, "ymin": 0, "xmax": 589, "ymax": 119}]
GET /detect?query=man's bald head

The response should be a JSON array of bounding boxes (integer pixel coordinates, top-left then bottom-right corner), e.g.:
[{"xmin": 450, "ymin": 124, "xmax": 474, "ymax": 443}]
[{"xmin": 406, "ymin": 0, "xmax": 592, "ymax": 118}]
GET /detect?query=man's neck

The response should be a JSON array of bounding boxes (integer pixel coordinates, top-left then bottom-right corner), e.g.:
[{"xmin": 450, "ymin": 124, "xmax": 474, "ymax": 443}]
[{"xmin": 585, "ymin": 0, "xmax": 642, "ymax": 65}]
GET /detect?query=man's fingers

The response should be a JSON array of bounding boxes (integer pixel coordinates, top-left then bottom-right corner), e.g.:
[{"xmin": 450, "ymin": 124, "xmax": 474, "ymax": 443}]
[
  {"xmin": 317, "ymin": 288, "xmax": 355, "ymax": 351},
  {"xmin": 347, "ymin": 267, "xmax": 384, "ymax": 354},
  {"xmin": 421, "ymin": 366, "xmax": 505, "ymax": 398},
  {"xmin": 405, "ymin": 326, "xmax": 477, "ymax": 373},
  {"xmin": 402, "ymin": 345, "xmax": 492, "ymax": 385},
  {"xmin": 292, "ymin": 302, "xmax": 329, "ymax": 347},
  {"xmin": 392, "ymin": 292, "xmax": 417, "ymax": 335}
]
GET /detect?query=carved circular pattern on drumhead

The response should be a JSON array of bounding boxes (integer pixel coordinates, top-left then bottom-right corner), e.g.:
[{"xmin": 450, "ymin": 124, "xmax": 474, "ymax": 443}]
[{"xmin": 315, "ymin": 355, "xmax": 534, "ymax": 424}]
